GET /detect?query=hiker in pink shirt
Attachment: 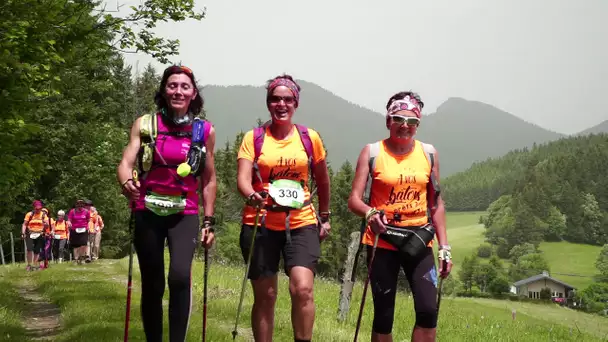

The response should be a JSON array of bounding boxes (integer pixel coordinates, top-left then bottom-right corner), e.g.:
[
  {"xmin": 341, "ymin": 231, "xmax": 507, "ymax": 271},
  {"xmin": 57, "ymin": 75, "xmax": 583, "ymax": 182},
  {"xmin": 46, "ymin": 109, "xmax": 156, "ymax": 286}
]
[{"xmin": 68, "ymin": 199, "xmax": 90, "ymax": 264}]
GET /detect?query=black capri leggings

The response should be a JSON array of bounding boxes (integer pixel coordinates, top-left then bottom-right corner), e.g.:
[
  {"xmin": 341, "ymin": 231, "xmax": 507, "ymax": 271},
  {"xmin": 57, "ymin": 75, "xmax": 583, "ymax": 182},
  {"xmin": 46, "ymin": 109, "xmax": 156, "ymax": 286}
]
[
  {"xmin": 134, "ymin": 210, "xmax": 199, "ymax": 342},
  {"xmin": 367, "ymin": 246, "xmax": 438, "ymax": 334}
]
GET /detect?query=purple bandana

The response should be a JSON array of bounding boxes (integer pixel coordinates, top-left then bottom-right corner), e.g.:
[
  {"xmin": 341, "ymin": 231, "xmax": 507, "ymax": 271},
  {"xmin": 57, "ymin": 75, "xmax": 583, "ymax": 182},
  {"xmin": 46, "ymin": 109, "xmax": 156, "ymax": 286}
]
[{"xmin": 267, "ymin": 78, "xmax": 300, "ymax": 104}]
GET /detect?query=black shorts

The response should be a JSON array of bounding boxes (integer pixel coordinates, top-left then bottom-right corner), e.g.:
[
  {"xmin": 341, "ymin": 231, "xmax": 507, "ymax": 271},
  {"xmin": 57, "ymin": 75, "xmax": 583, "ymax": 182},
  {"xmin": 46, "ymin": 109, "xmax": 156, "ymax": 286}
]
[
  {"xmin": 70, "ymin": 230, "xmax": 88, "ymax": 247},
  {"xmin": 368, "ymin": 246, "xmax": 439, "ymax": 333},
  {"xmin": 25, "ymin": 233, "xmax": 45, "ymax": 254},
  {"xmin": 239, "ymin": 224, "xmax": 320, "ymax": 280}
]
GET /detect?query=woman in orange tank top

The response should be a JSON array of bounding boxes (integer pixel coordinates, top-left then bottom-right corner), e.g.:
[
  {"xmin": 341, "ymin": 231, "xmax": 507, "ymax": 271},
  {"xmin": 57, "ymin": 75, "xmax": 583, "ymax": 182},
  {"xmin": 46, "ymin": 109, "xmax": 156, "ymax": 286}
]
[
  {"xmin": 348, "ymin": 91, "xmax": 452, "ymax": 342},
  {"xmin": 236, "ymin": 74, "xmax": 331, "ymax": 342}
]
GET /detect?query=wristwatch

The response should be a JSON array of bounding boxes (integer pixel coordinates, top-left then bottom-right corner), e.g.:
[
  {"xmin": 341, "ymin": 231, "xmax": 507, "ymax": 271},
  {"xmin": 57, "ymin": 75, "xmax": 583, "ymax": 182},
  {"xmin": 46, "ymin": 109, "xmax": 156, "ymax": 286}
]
[
  {"xmin": 203, "ymin": 216, "xmax": 216, "ymax": 232},
  {"xmin": 319, "ymin": 211, "xmax": 331, "ymax": 223}
]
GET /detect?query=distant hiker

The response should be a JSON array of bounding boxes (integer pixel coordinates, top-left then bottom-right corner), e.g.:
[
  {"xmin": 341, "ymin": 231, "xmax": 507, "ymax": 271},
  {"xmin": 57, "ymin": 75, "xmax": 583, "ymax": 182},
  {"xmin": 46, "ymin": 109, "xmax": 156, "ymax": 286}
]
[
  {"xmin": 85, "ymin": 201, "xmax": 104, "ymax": 261},
  {"xmin": 235, "ymin": 74, "xmax": 331, "ymax": 342},
  {"xmin": 117, "ymin": 65, "xmax": 217, "ymax": 342},
  {"xmin": 21, "ymin": 200, "xmax": 49, "ymax": 271},
  {"xmin": 347, "ymin": 91, "xmax": 452, "ymax": 341},
  {"xmin": 53, "ymin": 210, "xmax": 69, "ymax": 263},
  {"xmin": 68, "ymin": 199, "xmax": 91, "ymax": 264}
]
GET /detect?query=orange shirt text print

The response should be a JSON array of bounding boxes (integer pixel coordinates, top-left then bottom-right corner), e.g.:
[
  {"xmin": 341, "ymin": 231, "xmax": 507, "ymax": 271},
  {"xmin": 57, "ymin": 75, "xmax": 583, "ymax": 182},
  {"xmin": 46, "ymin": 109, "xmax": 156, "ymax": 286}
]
[
  {"xmin": 362, "ymin": 140, "xmax": 431, "ymax": 251},
  {"xmin": 238, "ymin": 126, "xmax": 326, "ymax": 231}
]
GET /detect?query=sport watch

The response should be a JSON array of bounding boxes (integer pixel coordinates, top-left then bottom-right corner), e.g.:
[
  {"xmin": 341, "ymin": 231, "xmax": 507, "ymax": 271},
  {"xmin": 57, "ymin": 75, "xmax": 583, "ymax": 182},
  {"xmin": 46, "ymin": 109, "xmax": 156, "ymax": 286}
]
[
  {"xmin": 319, "ymin": 211, "xmax": 331, "ymax": 223},
  {"xmin": 203, "ymin": 216, "xmax": 216, "ymax": 232}
]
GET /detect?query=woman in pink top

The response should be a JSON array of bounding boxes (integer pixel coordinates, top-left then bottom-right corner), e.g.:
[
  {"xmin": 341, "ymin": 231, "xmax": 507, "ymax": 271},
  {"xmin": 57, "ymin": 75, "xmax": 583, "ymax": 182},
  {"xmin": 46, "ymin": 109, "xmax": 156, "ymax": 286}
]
[
  {"xmin": 117, "ymin": 65, "xmax": 217, "ymax": 342},
  {"xmin": 68, "ymin": 199, "xmax": 90, "ymax": 264}
]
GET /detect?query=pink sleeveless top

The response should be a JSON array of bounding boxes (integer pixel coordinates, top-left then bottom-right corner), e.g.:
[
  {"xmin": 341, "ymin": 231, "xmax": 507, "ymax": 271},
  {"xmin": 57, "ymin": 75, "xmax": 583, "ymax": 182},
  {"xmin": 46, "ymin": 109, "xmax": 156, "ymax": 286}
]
[
  {"xmin": 134, "ymin": 113, "xmax": 212, "ymax": 215},
  {"xmin": 68, "ymin": 208, "xmax": 90, "ymax": 230}
]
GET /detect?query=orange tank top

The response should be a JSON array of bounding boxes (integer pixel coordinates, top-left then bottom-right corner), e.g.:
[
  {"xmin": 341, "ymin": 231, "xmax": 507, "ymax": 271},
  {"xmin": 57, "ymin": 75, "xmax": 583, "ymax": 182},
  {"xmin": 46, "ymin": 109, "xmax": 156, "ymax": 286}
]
[
  {"xmin": 54, "ymin": 220, "xmax": 68, "ymax": 239},
  {"xmin": 237, "ymin": 125, "xmax": 326, "ymax": 231},
  {"xmin": 89, "ymin": 212, "xmax": 98, "ymax": 233},
  {"xmin": 24, "ymin": 211, "xmax": 47, "ymax": 233},
  {"xmin": 362, "ymin": 140, "xmax": 432, "ymax": 251}
]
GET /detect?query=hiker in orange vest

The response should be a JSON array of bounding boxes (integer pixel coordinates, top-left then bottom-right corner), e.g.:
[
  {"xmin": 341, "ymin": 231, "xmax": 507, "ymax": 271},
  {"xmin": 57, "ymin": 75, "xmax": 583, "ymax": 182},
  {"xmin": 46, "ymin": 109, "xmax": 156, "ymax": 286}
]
[
  {"xmin": 86, "ymin": 202, "xmax": 104, "ymax": 261},
  {"xmin": 21, "ymin": 200, "xmax": 49, "ymax": 271},
  {"xmin": 53, "ymin": 210, "xmax": 70, "ymax": 263}
]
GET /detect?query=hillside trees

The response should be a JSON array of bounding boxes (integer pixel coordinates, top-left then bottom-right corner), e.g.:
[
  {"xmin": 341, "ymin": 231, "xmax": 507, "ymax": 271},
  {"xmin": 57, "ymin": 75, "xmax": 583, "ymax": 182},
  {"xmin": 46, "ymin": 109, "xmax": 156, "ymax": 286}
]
[
  {"xmin": 459, "ymin": 241, "xmax": 549, "ymax": 297},
  {"xmin": 459, "ymin": 253, "xmax": 511, "ymax": 296},
  {"xmin": 446, "ymin": 134, "xmax": 608, "ymax": 250},
  {"xmin": 574, "ymin": 244, "xmax": 608, "ymax": 313},
  {"xmin": 0, "ymin": 0, "xmax": 204, "ymax": 255}
]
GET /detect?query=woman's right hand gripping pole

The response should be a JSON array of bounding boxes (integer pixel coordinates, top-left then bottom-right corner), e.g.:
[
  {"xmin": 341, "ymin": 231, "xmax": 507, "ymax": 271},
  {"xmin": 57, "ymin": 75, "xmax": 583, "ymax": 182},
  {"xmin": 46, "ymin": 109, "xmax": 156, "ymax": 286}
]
[{"xmin": 367, "ymin": 208, "xmax": 387, "ymax": 235}]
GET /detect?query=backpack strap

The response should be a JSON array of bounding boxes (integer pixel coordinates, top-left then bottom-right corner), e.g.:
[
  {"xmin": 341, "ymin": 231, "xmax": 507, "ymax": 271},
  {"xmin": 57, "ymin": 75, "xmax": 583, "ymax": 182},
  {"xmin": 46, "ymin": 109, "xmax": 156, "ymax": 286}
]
[
  {"xmin": 420, "ymin": 142, "xmax": 440, "ymax": 196},
  {"xmin": 363, "ymin": 141, "xmax": 381, "ymax": 205},
  {"xmin": 137, "ymin": 113, "xmax": 156, "ymax": 178},
  {"xmin": 252, "ymin": 122, "xmax": 269, "ymax": 185},
  {"xmin": 420, "ymin": 142, "xmax": 441, "ymax": 225},
  {"xmin": 354, "ymin": 141, "xmax": 382, "ymax": 241},
  {"xmin": 294, "ymin": 124, "xmax": 316, "ymax": 191},
  {"xmin": 26, "ymin": 210, "xmax": 35, "ymax": 230},
  {"xmin": 139, "ymin": 113, "xmax": 156, "ymax": 141},
  {"xmin": 421, "ymin": 142, "xmax": 434, "ymax": 169},
  {"xmin": 294, "ymin": 124, "xmax": 314, "ymax": 164}
]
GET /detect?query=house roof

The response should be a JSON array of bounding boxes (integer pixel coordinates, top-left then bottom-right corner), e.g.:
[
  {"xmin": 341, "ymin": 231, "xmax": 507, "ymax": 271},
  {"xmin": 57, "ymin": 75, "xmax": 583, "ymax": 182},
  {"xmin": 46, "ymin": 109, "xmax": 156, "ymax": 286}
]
[{"xmin": 513, "ymin": 273, "xmax": 576, "ymax": 289}]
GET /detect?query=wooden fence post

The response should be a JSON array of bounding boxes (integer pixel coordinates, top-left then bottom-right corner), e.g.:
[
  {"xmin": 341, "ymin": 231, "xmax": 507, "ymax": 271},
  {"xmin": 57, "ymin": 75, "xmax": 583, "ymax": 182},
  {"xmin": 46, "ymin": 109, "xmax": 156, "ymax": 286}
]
[
  {"xmin": 337, "ymin": 231, "xmax": 362, "ymax": 323},
  {"xmin": 0, "ymin": 235, "xmax": 5, "ymax": 265},
  {"xmin": 9, "ymin": 232, "xmax": 15, "ymax": 264}
]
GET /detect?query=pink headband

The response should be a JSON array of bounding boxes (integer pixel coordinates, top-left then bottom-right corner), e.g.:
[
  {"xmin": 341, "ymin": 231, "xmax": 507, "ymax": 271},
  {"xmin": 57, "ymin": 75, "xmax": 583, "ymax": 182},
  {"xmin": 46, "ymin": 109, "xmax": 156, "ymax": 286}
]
[
  {"xmin": 267, "ymin": 78, "xmax": 300, "ymax": 104},
  {"xmin": 386, "ymin": 96, "xmax": 422, "ymax": 118}
]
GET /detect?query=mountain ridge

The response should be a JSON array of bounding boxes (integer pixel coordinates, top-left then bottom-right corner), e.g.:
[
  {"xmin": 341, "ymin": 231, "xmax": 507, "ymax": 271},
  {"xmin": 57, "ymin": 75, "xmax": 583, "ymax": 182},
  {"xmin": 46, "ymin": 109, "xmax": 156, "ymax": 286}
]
[
  {"xmin": 201, "ymin": 80, "xmax": 576, "ymax": 176},
  {"xmin": 577, "ymin": 119, "xmax": 608, "ymax": 135}
]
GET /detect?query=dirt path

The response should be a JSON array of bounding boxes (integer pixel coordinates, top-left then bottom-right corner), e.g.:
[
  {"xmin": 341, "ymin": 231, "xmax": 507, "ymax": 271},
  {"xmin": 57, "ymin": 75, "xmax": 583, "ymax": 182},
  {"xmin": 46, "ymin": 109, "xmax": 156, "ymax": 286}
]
[{"xmin": 16, "ymin": 278, "xmax": 62, "ymax": 340}]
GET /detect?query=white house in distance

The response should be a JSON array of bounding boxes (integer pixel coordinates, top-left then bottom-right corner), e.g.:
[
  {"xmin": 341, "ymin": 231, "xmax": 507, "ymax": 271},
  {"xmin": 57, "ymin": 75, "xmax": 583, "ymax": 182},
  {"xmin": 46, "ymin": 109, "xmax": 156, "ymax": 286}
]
[{"xmin": 511, "ymin": 271, "xmax": 576, "ymax": 303}]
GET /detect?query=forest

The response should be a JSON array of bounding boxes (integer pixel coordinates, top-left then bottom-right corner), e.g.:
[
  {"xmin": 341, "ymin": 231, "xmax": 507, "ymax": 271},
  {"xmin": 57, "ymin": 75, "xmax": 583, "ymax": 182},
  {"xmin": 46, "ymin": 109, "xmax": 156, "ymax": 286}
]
[
  {"xmin": 0, "ymin": 0, "xmax": 203, "ymax": 256},
  {"xmin": 443, "ymin": 134, "xmax": 608, "ymax": 251}
]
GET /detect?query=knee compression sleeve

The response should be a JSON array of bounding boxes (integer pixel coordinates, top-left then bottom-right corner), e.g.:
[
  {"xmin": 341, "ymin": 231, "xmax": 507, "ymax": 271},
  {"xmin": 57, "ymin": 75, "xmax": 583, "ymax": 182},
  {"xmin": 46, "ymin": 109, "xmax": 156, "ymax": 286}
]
[{"xmin": 416, "ymin": 311, "xmax": 438, "ymax": 329}]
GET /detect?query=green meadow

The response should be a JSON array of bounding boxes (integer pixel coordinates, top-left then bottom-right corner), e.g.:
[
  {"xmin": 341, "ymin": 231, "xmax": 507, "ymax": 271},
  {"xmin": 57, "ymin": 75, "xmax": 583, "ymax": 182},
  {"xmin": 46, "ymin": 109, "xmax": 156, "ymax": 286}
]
[{"xmin": 0, "ymin": 211, "xmax": 605, "ymax": 341}]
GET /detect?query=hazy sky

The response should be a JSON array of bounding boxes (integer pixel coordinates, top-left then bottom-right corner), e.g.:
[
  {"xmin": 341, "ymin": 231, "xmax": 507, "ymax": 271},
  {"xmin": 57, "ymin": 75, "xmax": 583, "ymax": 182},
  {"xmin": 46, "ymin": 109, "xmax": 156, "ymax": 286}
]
[{"xmin": 111, "ymin": 0, "xmax": 608, "ymax": 134}]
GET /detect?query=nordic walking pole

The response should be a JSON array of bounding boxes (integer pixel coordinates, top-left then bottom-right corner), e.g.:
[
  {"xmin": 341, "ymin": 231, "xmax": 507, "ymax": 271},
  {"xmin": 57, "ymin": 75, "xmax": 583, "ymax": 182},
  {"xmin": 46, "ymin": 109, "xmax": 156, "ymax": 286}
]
[
  {"xmin": 123, "ymin": 169, "xmax": 138, "ymax": 342},
  {"xmin": 353, "ymin": 232, "xmax": 380, "ymax": 342},
  {"xmin": 202, "ymin": 228, "xmax": 209, "ymax": 342},
  {"xmin": 437, "ymin": 258, "xmax": 449, "ymax": 314},
  {"xmin": 232, "ymin": 207, "xmax": 262, "ymax": 341}
]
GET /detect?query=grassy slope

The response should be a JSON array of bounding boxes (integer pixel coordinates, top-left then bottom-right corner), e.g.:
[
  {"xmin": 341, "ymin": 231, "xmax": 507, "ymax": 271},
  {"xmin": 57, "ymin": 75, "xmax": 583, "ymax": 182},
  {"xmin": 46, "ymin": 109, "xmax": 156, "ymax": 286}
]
[
  {"xmin": 0, "ymin": 213, "xmax": 608, "ymax": 341},
  {"xmin": 0, "ymin": 256, "xmax": 605, "ymax": 341},
  {"xmin": 443, "ymin": 212, "xmax": 601, "ymax": 290},
  {"xmin": 0, "ymin": 211, "xmax": 604, "ymax": 341},
  {"xmin": 539, "ymin": 241, "xmax": 601, "ymax": 290},
  {"xmin": 438, "ymin": 211, "xmax": 486, "ymax": 276}
]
